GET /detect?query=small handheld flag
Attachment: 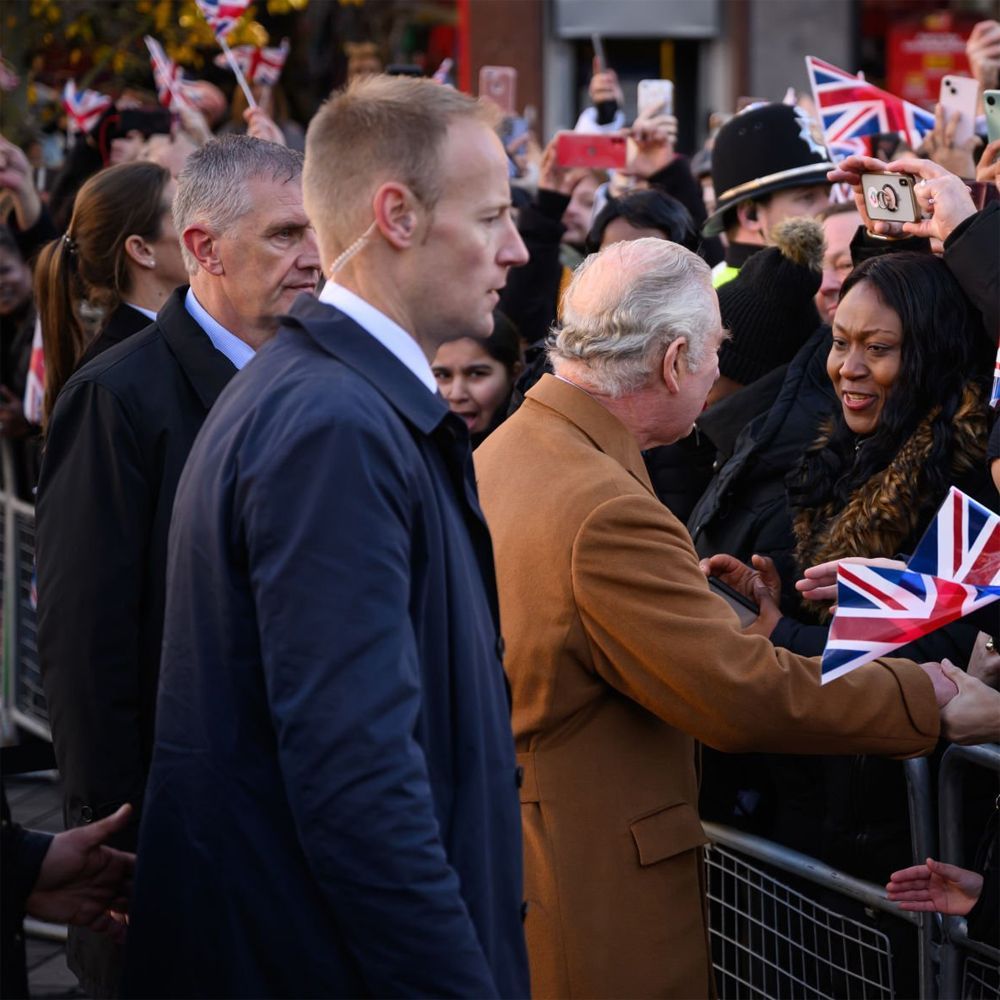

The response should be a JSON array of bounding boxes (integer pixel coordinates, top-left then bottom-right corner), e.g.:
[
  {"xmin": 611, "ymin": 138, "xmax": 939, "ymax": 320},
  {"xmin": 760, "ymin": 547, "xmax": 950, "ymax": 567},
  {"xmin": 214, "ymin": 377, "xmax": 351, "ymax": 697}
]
[
  {"xmin": 62, "ymin": 81, "xmax": 113, "ymax": 134},
  {"xmin": 194, "ymin": 0, "xmax": 257, "ymax": 108},
  {"xmin": 194, "ymin": 0, "xmax": 251, "ymax": 41},
  {"xmin": 990, "ymin": 345, "xmax": 999, "ymax": 411},
  {"xmin": 214, "ymin": 39, "xmax": 290, "ymax": 88},
  {"xmin": 821, "ymin": 488, "xmax": 1000, "ymax": 684},
  {"xmin": 805, "ymin": 55, "xmax": 935, "ymax": 162},
  {"xmin": 144, "ymin": 36, "xmax": 193, "ymax": 111}
]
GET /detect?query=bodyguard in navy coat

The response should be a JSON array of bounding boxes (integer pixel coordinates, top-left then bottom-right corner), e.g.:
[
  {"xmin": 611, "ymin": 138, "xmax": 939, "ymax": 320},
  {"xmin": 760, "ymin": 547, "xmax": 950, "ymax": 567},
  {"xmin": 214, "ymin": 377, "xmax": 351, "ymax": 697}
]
[{"xmin": 125, "ymin": 76, "xmax": 530, "ymax": 997}]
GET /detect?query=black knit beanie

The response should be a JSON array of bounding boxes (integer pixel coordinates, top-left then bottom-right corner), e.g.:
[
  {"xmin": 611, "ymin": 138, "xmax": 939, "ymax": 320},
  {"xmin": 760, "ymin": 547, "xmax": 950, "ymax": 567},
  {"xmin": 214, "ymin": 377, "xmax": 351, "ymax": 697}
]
[{"xmin": 717, "ymin": 217, "xmax": 824, "ymax": 386}]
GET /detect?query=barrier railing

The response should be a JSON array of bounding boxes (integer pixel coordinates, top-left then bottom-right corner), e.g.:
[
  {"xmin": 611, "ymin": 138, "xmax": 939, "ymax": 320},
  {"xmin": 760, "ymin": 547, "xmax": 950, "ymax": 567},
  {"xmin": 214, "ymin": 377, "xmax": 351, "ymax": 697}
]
[
  {"xmin": 0, "ymin": 439, "xmax": 49, "ymax": 740},
  {"xmin": 938, "ymin": 743, "xmax": 1000, "ymax": 1000},
  {"xmin": 704, "ymin": 823, "xmax": 926, "ymax": 1000},
  {"xmin": 704, "ymin": 751, "xmax": 937, "ymax": 999}
]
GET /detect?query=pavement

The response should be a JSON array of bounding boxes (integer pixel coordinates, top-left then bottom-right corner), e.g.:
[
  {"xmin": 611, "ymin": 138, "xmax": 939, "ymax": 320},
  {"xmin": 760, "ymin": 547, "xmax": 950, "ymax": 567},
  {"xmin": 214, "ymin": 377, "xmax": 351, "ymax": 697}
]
[{"xmin": 6, "ymin": 772, "xmax": 86, "ymax": 999}]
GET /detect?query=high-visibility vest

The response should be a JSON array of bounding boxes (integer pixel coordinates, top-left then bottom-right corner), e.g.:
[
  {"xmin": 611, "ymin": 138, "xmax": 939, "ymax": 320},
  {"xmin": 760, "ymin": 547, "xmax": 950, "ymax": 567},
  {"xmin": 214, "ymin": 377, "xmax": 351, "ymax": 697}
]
[{"xmin": 711, "ymin": 261, "xmax": 740, "ymax": 288}]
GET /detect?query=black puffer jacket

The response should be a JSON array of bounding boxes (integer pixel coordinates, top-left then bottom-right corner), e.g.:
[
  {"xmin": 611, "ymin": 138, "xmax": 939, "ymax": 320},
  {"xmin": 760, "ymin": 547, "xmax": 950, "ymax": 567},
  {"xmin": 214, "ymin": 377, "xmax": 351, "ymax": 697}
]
[{"xmin": 689, "ymin": 324, "xmax": 836, "ymax": 610}]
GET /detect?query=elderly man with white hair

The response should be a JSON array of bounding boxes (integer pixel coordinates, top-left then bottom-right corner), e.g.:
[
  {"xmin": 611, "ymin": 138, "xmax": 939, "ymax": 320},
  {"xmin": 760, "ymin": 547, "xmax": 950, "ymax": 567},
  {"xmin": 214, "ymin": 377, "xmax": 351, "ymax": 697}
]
[{"xmin": 474, "ymin": 237, "xmax": 967, "ymax": 999}]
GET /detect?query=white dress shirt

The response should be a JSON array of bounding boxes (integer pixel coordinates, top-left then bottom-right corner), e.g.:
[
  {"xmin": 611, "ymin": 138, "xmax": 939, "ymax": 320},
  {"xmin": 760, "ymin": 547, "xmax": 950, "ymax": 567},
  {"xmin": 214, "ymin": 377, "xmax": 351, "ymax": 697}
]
[
  {"xmin": 318, "ymin": 281, "xmax": 437, "ymax": 395},
  {"xmin": 184, "ymin": 288, "xmax": 256, "ymax": 371},
  {"xmin": 124, "ymin": 302, "xmax": 158, "ymax": 322}
]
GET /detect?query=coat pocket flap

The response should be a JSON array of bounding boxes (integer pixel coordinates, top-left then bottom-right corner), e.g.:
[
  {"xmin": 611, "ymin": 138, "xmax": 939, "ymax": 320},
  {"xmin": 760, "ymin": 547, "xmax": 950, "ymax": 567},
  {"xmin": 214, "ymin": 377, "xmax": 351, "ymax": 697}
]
[{"xmin": 630, "ymin": 802, "xmax": 708, "ymax": 866}]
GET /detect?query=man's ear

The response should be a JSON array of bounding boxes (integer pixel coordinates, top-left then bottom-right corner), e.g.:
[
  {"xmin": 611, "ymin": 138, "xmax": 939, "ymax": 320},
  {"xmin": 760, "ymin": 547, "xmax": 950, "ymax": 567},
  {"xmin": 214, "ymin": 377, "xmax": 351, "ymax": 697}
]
[
  {"xmin": 372, "ymin": 181, "xmax": 421, "ymax": 250},
  {"xmin": 736, "ymin": 199, "xmax": 763, "ymax": 237},
  {"xmin": 661, "ymin": 337, "xmax": 686, "ymax": 394},
  {"xmin": 182, "ymin": 226, "xmax": 223, "ymax": 275}
]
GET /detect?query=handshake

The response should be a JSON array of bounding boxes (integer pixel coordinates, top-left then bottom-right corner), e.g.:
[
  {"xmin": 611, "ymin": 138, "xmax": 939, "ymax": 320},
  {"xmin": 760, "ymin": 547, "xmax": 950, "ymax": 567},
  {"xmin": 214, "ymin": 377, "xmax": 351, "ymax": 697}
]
[{"xmin": 701, "ymin": 553, "xmax": 1000, "ymax": 747}]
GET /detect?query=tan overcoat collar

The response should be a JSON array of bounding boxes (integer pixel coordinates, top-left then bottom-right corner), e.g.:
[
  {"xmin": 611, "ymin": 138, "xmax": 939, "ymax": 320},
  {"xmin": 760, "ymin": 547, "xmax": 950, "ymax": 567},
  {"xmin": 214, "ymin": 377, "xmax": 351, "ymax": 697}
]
[{"xmin": 525, "ymin": 374, "xmax": 656, "ymax": 496}]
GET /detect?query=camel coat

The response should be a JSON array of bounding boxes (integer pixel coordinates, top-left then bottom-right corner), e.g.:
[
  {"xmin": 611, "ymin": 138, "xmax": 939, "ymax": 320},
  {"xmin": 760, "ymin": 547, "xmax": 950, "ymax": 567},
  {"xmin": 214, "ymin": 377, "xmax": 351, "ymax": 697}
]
[{"xmin": 474, "ymin": 374, "xmax": 941, "ymax": 1000}]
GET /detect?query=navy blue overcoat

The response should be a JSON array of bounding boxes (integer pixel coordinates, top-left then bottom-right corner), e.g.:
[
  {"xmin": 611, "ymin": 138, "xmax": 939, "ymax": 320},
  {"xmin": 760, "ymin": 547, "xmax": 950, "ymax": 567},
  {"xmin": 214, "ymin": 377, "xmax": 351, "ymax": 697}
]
[{"xmin": 123, "ymin": 297, "xmax": 529, "ymax": 999}]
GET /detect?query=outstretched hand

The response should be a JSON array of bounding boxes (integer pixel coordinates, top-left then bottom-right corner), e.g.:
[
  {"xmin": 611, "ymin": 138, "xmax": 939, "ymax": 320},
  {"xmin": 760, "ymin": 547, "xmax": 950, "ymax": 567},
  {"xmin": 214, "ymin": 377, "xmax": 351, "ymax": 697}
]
[
  {"xmin": 938, "ymin": 660, "xmax": 1000, "ymax": 744},
  {"xmin": 796, "ymin": 556, "xmax": 905, "ymax": 606},
  {"xmin": 886, "ymin": 857, "xmax": 983, "ymax": 915},
  {"xmin": 699, "ymin": 553, "xmax": 782, "ymax": 638},
  {"xmin": 625, "ymin": 105, "xmax": 677, "ymax": 179},
  {"xmin": 26, "ymin": 804, "xmax": 136, "ymax": 941},
  {"xmin": 0, "ymin": 135, "xmax": 42, "ymax": 231},
  {"xmin": 243, "ymin": 107, "xmax": 286, "ymax": 147}
]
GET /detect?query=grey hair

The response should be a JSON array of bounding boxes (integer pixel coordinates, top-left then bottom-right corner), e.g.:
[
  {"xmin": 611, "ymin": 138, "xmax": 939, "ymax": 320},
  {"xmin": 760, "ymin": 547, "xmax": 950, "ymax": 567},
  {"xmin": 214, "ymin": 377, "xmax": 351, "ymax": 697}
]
[
  {"xmin": 173, "ymin": 134, "xmax": 304, "ymax": 274},
  {"xmin": 548, "ymin": 238, "xmax": 717, "ymax": 398}
]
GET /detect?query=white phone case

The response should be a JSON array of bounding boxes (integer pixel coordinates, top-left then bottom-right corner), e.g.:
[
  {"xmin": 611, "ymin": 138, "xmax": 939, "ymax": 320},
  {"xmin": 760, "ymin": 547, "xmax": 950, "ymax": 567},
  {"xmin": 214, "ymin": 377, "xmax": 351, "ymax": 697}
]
[
  {"xmin": 939, "ymin": 75, "xmax": 979, "ymax": 147},
  {"xmin": 638, "ymin": 79, "xmax": 673, "ymax": 118}
]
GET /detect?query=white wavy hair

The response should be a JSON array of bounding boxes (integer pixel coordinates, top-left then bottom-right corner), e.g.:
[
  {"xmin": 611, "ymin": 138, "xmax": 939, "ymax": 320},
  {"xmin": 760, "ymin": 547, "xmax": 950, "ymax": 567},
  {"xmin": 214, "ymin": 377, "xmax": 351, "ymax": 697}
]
[{"xmin": 548, "ymin": 238, "xmax": 718, "ymax": 398}]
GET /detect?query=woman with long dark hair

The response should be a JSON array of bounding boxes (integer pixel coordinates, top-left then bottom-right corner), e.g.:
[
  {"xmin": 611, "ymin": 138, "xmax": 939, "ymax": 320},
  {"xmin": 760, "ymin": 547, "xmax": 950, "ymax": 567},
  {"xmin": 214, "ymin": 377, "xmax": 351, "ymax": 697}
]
[
  {"xmin": 33, "ymin": 161, "xmax": 187, "ymax": 425},
  {"xmin": 789, "ymin": 251, "xmax": 989, "ymax": 582}
]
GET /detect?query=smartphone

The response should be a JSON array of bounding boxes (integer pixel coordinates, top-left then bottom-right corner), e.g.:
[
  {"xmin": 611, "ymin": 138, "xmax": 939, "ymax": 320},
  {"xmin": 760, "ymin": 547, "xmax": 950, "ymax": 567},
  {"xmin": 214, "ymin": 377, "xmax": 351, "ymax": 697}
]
[
  {"xmin": 591, "ymin": 33, "xmax": 607, "ymax": 73},
  {"xmin": 939, "ymin": 75, "xmax": 979, "ymax": 148},
  {"xmin": 638, "ymin": 79, "xmax": 673, "ymax": 118},
  {"xmin": 707, "ymin": 577, "xmax": 760, "ymax": 629},
  {"xmin": 500, "ymin": 115, "xmax": 530, "ymax": 177},
  {"xmin": 479, "ymin": 66, "xmax": 517, "ymax": 115},
  {"xmin": 861, "ymin": 172, "xmax": 920, "ymax": 224},
  {"xmin": 385, "ymin": 64, "xmax": 423, "ymax": 78},
  {"xmin": 554, "ymin": 131, "xmax": 627, "ymax": 170},
  {"xmin": 985, "ymin": 90, "xmax": 1000, "ymax": 145}
]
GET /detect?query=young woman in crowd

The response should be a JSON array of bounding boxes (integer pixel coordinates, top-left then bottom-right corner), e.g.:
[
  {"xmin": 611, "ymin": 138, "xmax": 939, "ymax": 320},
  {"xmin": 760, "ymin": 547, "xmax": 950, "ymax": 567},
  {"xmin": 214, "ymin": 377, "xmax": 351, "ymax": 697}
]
[
  {"xmin": 33, "ymin": 160, "xmax": 187, "ymax": 425},
  {"xmin": 432, "ymin": 311, "xmax": 523, "ymax": 447}
]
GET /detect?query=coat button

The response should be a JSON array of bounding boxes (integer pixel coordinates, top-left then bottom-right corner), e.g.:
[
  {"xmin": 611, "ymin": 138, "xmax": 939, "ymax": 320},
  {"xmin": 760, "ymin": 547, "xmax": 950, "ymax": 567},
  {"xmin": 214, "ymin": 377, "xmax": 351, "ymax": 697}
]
[
  {"xmin": 515, "ymin": 766, "xmax": 524, "ymax": 788},
  {"xmin": 80, "ymin": 806, "xmax": 93, "ymax": 822},
  {"xmin": 496, "ymin": 635, "xmax": 506, "ymax": 659}
]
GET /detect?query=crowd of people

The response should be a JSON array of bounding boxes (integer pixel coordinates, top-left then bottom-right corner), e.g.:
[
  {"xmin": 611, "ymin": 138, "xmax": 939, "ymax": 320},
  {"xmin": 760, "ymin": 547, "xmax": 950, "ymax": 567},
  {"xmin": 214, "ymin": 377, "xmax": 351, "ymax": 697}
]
[{"xmin": 2, "ymin": 21, "xmax": 999, "ymax": 1000}]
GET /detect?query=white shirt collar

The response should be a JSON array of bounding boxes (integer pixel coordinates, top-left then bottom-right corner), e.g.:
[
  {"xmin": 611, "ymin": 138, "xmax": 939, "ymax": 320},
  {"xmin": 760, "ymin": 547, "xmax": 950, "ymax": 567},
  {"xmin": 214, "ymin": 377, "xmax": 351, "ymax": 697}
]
[
  {"xmin": 184, "ymin": 287, "xmax": 256, "ymax": 371},
  {"xmin": 318, "ymin": 281, "xmax": 437, "ymax": 394},
  {"xmin": 124, "ymin": 302, "xmax": 158, "ymax": 321}
]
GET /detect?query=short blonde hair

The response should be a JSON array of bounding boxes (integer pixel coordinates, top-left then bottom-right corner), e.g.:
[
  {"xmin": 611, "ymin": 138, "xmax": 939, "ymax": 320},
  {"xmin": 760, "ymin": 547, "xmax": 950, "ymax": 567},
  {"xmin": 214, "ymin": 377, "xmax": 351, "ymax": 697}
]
[{"xmin": 303, "ymin": 75, "xmax": 498, "ymax": 262}]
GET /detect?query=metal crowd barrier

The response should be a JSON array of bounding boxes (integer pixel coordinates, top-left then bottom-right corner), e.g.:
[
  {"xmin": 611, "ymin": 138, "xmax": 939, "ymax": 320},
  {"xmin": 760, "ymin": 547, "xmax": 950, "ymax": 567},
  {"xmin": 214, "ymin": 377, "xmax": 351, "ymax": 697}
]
[
  {"xmin": 0, "ymin": 439, "xmax": 49, "ymax": 740},
  {"xmin": 704, "ymin": 829, "xmax": 908, "ymax": 998},
  {"xmin": 705, "ymin": 748, "xmax": 1000, "ymax": 1000},
  {"xmin": 704, "ymin": 757, "xmax": 937, "ymax": 999},
  {"xmin": 938, "ymin": 743, "xmax": 1000, "ymax": 1000}
]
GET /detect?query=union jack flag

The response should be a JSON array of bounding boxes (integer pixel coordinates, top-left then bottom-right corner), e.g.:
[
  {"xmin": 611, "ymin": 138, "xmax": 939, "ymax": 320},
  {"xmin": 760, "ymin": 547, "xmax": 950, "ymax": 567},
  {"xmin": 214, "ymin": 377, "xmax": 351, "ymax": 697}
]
[
  {"xmin": 62, "ymin": 80, "xmax": 112, "ymax": 134},
  {"xmin": 821, "ymin": 489, "xmax": 1000, "ymax": 684},
  {"xmin": 22, "ymin": 315, "xmax": 45, "ymax": 426},
  {"xmin": 214, "ymin": 39, "xmax": 289, "ymax": 87},
  {"xmin": 194, "ymin": 0, "xmax": 251, "ymax": 41},
  {"xmin": 908, "ymin": 487, "xmax": 1000, "ymax": 586},
  {"xmin": 991, "ymin": 346, "xmax": 999, "ymax": 410},
  {"xmin": 144, "ymin": 36, "xmax": 192, "ymax": 111},
  {"xmin": 805, "ymin": 56, "xmax": 935, "ymax": 162}
]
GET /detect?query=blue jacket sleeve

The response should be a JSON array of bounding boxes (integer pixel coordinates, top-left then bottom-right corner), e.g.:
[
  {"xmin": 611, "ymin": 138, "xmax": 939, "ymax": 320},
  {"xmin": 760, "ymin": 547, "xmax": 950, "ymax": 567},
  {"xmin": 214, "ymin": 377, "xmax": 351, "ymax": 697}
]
[{"xmin": 240, "ymin": 409, "xmax": 499, "ymax": 998}]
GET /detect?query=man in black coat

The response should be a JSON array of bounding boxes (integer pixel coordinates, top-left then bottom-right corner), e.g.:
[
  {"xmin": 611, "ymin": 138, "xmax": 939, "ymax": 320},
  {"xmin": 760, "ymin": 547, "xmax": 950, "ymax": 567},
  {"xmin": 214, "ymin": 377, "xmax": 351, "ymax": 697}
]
[
  {"xmin": 35, "ymin": 134, "xmax": 319, "ymax": 996},
  {"xmin": 124, "ymin": 75, "xmax": 532, "ymax": 998}
]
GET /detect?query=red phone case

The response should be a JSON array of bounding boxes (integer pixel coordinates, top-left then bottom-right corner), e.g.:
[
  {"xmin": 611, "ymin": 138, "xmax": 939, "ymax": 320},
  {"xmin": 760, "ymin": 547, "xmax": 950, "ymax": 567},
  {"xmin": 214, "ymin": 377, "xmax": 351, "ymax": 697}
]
[{"xmin": 554, "ymin": 132, "xmax": 627, "ymax": 170}]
